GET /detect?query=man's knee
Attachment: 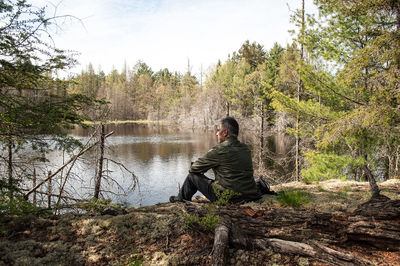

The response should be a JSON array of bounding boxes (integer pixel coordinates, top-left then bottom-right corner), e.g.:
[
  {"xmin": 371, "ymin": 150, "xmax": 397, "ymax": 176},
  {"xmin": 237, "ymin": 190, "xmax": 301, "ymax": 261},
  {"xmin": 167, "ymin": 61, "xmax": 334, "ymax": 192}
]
[
  {"xmin": 187, "ymin": 173, "xmax": 211, "ymax": 185},
  {"xmin": 186, "ymin": 173, "xmax": 199, "ymax": 186}
]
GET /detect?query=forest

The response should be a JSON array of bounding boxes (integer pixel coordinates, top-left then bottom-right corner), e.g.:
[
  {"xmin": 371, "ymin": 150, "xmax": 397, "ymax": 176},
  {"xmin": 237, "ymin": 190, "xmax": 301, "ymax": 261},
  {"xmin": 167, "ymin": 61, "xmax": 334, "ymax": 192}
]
[
  {"xmin": 67, "ymin": 0, "xmax": 400, "ymax": 189},
  {"xmin": 1, "ymin": 0, "xmax": 400, "ymax": 264},
  {"xmin": 1, "ymin": 0, "xmax": 400, "ymax": 209}
]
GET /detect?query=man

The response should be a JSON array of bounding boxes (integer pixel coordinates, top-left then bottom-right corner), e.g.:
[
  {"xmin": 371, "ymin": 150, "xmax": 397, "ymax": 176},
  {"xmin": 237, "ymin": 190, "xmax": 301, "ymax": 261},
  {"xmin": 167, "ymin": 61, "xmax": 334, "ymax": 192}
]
[{"xmin": 170, "ymin": 117, "xmax": 261, "ymax": 203}]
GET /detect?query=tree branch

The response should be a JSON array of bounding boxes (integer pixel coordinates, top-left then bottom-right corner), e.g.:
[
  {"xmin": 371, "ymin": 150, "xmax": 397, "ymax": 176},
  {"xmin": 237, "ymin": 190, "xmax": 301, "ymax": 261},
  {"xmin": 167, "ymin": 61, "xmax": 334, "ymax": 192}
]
[{"xmin": 24, "ymin": 131, "xmax": 114, "ymax": 198}]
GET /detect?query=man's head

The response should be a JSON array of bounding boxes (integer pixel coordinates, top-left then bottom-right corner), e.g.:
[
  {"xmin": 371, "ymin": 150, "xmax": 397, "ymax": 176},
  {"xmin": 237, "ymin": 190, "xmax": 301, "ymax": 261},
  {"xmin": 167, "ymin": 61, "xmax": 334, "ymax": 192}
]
[{"xmin": 217, "ymin": 117, "xmax": 239, "ymax": 143}]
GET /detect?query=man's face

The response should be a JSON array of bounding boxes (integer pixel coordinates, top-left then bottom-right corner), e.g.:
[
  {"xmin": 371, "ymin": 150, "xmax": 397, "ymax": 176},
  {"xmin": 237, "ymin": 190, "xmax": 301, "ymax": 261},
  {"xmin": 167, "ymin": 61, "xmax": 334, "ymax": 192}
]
[{"xmin": 216, "ymin": 124, "xmax": 228, "ymax": 143}]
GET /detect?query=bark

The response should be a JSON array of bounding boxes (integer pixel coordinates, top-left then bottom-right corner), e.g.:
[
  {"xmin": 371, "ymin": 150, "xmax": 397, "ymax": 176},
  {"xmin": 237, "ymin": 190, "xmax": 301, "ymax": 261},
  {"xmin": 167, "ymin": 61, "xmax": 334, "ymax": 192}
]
[
  {"xmin": 254, "ymin": 238, "xmax": 316, "ymax": 257},
  {"xmin": 184, "ymin": 198, "xmax": 400, "ymax": 265},
  {"xmin": 47, "ymin": 171, "xmax": 52, "ymax": 208},
  {"xmin": 8, "ymin": 140, "xmax": 13, "ymax": 198},
  {"xmin": 295, "ymin": 0, "xmax": 305, "ymax": 182},
  {"xmin": 20, "ymin": 188, "xmax": 80, "ymax": 201},
  {"xmin": 32, "ymin": 168, "xmax": 37, "ymax": 206},
  {"xmin": 259, "ymin": 105, "xmax": 264, "ymax": 170},
  {"xmin": 362, "ymin": 164, "xmax": 382, "ymax": 198},
  {"xmin": 211, "ymin": 224, "xmax": 229, "ymax": 266},
  {"xmin": 94, "ymin": 124, "xmax": 106, "ymax": 199}
]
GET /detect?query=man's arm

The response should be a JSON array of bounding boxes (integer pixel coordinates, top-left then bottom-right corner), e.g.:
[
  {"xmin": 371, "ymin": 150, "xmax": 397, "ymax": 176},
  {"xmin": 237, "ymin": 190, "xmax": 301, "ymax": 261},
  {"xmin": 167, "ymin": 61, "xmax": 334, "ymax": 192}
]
[{"xmin": 189, "ymin": 148, "xmax": 220, "ymax": 174}]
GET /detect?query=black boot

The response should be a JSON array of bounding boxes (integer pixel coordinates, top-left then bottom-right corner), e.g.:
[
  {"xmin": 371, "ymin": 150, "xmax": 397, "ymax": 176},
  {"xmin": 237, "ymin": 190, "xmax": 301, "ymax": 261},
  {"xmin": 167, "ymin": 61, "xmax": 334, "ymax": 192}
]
[{"xmin": 169, "ymin": 195, "xmax": 184, "ymax": 203}]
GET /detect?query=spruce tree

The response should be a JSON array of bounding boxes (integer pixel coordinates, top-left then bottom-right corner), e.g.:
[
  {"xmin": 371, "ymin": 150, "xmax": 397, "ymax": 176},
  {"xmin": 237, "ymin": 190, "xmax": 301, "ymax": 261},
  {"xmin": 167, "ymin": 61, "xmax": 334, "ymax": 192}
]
[
  {"xmin": 273, "ymin": 0, "xmax": 400, "ymax": 197},
  {"xmin": 0, "ymin": 0, "xmax": 102, "ymax": 196}
]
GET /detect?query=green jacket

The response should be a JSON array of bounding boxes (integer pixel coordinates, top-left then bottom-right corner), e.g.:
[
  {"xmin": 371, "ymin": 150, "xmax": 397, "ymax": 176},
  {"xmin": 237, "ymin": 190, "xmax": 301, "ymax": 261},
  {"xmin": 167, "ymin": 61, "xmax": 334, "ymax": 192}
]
[{"xmin": 189, "ymin": 136, "xmax": 261, "ymax": 201}]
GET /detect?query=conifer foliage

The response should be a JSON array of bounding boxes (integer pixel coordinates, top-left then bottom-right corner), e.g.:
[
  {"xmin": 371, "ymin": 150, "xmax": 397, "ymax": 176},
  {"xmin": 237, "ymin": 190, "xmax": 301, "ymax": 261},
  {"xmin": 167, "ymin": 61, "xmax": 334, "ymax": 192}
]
[
  {"xmin": 0, "ymin": 0, "xmax": 99, "ymax": 142},
  {"xmin": 0, "ymin": 0, "xmax": 101, "ymax": 196},
  {"xmin": 272, "ymin": 0, "xmax": 400, "ymax": 195}
]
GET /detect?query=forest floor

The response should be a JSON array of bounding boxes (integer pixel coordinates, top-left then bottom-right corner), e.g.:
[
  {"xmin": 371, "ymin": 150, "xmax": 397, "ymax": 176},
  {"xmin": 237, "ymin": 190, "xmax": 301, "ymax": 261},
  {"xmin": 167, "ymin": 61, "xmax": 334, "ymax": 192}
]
[{"xmin": 0, "ymin": 179, "xmax": 399, "ymax": 265}]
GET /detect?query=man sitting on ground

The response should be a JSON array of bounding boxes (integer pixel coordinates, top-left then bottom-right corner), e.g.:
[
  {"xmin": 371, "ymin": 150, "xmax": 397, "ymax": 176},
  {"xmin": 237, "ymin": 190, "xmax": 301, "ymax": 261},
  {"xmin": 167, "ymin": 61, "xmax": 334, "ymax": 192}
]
[{"xmin": 170, "ymin": 116, "xmax": 261, "ymax": 203}]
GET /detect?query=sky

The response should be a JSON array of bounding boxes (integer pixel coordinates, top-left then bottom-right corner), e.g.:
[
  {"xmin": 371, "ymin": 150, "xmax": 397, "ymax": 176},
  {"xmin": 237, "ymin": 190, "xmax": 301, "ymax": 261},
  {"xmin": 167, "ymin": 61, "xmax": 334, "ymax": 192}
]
[{"xmin": 42, "ymin": 0, "xmax": 316, "ymax": 77}]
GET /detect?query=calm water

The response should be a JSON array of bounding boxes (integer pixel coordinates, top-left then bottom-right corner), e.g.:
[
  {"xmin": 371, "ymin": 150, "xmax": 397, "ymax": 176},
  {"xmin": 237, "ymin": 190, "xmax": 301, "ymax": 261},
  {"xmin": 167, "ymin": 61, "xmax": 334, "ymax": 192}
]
[
  {"xmin": 69, "ymin": 123, "xmax": 219, "ymax": 206},
  {"xmin": 22, "ymin": 123, "xmax": 292, "ymax": 207}
]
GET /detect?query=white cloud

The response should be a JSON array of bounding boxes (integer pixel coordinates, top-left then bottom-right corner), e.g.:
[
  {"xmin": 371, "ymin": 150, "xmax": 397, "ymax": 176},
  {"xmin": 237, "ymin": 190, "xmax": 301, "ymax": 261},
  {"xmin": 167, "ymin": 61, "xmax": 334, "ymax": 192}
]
[{"xmin": 43, "ymin": 0, "xmax": 316, "ymax": 76}]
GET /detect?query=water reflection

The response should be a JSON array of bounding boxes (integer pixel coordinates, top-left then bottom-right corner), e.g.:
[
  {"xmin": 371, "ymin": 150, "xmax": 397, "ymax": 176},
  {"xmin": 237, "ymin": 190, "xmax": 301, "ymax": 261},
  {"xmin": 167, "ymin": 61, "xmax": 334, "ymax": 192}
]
[
  {"xmin": 66, "ymin": 123, "xmax": 294, "ymax": 206},
  {"xmin": 71, "ymin": 123, "xmax": 218, "ymax": 206}
]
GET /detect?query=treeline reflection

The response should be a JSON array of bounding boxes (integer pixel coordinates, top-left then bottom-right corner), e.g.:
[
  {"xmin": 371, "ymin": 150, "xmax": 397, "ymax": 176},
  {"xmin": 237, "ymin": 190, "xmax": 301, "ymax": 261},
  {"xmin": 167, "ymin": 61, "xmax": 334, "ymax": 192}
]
[{"xmin": 72, "ymin": 123, "xmax": 218, "ymax": 164}]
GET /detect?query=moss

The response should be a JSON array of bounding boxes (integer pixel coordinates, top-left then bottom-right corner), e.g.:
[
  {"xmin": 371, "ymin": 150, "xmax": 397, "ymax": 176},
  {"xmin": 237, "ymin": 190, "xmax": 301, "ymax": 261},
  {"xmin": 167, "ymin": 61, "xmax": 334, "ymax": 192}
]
[
  {"xmin": 297, "ymin": 256, "xmax": 310, "ymax": 266},
  {"xmin": 271, "ymin": 253, "xmax": 281, "ymax": 263},
  {"xmin": 3, "ymin": 180, "xmax": 400, "ymax": 265}
]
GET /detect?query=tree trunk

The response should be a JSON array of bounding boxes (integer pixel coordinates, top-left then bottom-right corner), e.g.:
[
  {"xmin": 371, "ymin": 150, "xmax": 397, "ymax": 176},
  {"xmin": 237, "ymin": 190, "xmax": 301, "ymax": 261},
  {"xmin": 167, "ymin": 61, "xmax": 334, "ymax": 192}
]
[
  {"xmin": 8, "ymin": 140, "xmax": 13, "ymax": 198},
  {"xmin": 32, "ymin": 168, "xmax": 37, "ymax": 206},
  {"xmin": 361, "ymin": 164, "xmax": 381, "ymax": 198},
  {"xmin": 384, "ymin": 156, "xmax": 390, "ymax": 181},
  {"xmin": 47, "ymin": 171, "xmax": 52, "ymax": 208},
  {"xmin": 24, "ymin": 131, "xmax": 114, "ymax": 199},
  {"xmin": 94, "ymin": 124, "xmax": 106, "ymax": 199},
  {"xmin": 157, "ymin": 102, "xmax": 160, "ymax": 121},
  {"xmin": 396, "ymin": 146, "xmax": 400, "ymax": 177},
  {"xmin": 259, "ymin": 105, "xmax": 264, "ymax": 170},
  {"xmin": 295, "ymin": 117, "xmax": 300, "ymax": 182},
  {"xmin": 295, "ymin": 0, "xmax": 305, "ymax": 182}
]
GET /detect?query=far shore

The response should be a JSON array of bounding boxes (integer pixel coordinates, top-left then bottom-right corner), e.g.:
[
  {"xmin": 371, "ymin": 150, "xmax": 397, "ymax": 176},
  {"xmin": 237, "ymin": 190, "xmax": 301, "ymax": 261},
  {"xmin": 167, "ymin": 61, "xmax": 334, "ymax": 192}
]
[
  {"xmin": 83, "ymin": 120, "xmax": 167, "ymax": 125},
  {"xmin": 81, "ymin": 119, "xmax": 217, "ymax": 131}
]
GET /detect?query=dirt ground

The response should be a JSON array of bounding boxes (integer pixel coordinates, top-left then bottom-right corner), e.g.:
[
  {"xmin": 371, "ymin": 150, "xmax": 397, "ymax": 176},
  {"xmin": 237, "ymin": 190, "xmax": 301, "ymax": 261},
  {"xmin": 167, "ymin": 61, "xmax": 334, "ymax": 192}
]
[{"xmin": 0, "ymin": 179, "xmax": 399, "ymax": 265}]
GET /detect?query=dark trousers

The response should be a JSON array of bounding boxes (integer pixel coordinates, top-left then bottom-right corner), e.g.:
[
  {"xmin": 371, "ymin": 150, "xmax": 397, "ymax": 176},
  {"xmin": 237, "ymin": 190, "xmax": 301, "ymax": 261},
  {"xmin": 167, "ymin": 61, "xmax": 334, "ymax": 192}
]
[{"xmin": 179, "ymin": 173, "xmax": 217, "ymax": 202}]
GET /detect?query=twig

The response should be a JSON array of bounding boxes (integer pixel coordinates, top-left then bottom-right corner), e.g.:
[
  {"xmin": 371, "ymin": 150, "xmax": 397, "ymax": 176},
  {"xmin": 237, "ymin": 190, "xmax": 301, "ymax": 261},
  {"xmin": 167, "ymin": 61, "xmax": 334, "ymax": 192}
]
[
  {"xmin": 24, "ymin": 131, "xmax": 114, "ymax": 198},
  {"xmin": 56, "ymin": 129, "xmax": 100, "ymax": 208},
  {"xmin": 20, "ymin": 188, "xmax": 80, "ymax": 201}
]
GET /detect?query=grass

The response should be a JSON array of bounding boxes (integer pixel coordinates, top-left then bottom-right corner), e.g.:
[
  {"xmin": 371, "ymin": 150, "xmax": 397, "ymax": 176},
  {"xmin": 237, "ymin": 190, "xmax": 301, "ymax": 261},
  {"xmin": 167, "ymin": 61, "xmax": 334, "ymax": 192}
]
[
  {"xmin": 126, "ymin": 252, "xmax": 144, "ymax": 266},
  {"xmin": 277, "ymin": 190, "xmax": 311, "ymax": 208},
  {"xmin": 329, "ymin": 191, "xmax": 348, "ymax": 200}
]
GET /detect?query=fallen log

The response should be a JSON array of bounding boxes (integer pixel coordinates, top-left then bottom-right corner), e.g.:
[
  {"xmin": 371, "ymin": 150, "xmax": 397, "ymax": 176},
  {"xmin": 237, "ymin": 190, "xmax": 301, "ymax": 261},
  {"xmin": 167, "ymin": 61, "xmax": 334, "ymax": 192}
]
[
  {"xmin": 211, "ymin": 224, "xmax": 229, "ymax": 266},
  {"xmin": 254, "ymin": 238, "xmax": 316, "ymax": 257},
  {"xmin": 184, "ymin": 197, "xmax": 400, "ymax": 265}
]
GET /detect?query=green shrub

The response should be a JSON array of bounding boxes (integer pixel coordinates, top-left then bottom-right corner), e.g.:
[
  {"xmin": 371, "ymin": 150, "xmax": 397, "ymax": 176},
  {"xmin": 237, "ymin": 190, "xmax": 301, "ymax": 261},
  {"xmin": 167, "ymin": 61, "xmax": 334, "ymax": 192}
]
[
  {"xmin": 0, "ymin": 194, "xmax": 40, "ymax": 215},
  {"xmin": 75, "ymin": 198, "xmax": 123, "ymax": 213},
  {"xmin": 0, "ymin": 193, "xmax": 50, "ymax": 236},
  {"xmin": 198, "ymin": 209, "xmax": 220, "ymax": 231},
  {"xmin": 181, "ymin": 187, "xmax": 239, "ymax": 232},
  {"xmin": 301, "ymin": 151, "xmax": 364, "ymax": 183},
  {"xmin": 213, "ymin": 186, "xmax": 241, "ymax": 206},
  {"xmin": 277, "ymin": 190, "xmax": 311, "ymax": 208},
  {"xmin": 181, "ymin": 208, "xmax": 219, "ymax": 233}
]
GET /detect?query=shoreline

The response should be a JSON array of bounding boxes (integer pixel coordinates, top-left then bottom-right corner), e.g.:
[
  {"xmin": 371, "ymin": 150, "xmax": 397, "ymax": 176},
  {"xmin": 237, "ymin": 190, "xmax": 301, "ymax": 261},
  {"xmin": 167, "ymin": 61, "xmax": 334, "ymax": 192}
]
[{"xmin": 1, "ymin": 179, "xmax": 399, "ymax": 265}]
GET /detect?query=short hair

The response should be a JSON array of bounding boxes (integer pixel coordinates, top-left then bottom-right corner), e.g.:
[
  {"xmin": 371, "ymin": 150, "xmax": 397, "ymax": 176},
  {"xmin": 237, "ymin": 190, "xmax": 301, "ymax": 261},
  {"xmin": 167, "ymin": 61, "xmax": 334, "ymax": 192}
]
[{"xmin": 220, "ymin": 117, "xmax": 239, "ymax": 137}]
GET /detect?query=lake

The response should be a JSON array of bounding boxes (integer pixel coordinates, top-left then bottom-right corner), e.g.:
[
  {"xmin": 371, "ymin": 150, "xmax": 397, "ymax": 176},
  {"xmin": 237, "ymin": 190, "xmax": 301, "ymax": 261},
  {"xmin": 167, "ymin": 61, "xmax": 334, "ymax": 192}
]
[
  {"xmin": 40, "ymin": 122, "xmax": 293, "ymax": 207},
  {"xmin": 68, "ymin": 123, "xmax": 219, "ymax": 206}
]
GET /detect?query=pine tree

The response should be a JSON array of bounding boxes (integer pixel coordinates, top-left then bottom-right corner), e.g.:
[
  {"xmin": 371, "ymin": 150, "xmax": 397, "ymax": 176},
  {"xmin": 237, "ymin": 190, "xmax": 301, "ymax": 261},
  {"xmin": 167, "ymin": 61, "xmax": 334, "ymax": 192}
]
[{"xmin": 272, "ymin": 0, "xmax": 400, "ymax": 198}]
